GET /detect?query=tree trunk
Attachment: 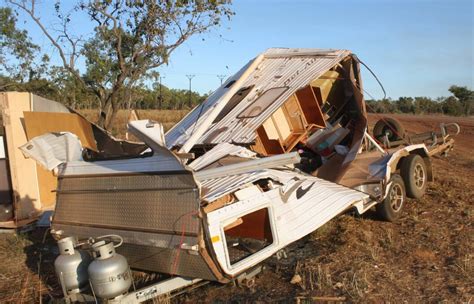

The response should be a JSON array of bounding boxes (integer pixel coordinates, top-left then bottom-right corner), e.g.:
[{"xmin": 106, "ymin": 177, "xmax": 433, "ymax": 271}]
[
  {"xmin": 105, "ymin": 93, "xmax": 121, "ymax": 130},
  {"xmin": 97, "ymin": 98, "xmax": 111, "ymax": 129},
  {"xmin": 106, "ymin": 106, "xmax": 119, "ymax": 131}
]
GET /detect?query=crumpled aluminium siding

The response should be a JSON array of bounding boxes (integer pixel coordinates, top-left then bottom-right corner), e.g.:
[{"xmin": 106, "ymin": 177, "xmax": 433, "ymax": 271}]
[
  {"xmin": 165, "ymin": 60, "xmax": 253, "ymax": 148},
  {"xmin": 199, "ymin": 167, "xmax": 364, "ymax": 204},
  {"xmin": 188, "ymin": 142, "xmax": 256, "ymax": 171},
  {"xmin": 205, "ymin": 168, "xmax": 369, "ymax": 276},
  {"xmin": 165, "ymin": 48, "xmax": 351, "ymax": 148},
  {"xmin": 200, "ymin": 170, "xmax": 269, "ymax": 202}
]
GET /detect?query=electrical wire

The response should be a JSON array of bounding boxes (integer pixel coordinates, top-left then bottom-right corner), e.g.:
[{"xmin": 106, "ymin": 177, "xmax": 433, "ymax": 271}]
[
  {"xmin": 353, "ymin": 55, "xmax": 411, "ymax": 147},
  {"xmin": 171, "ymin": 210, "xmax": 199, "ymax": 276},
  {"xmin": 353, "ymin": 55, "xmax": 386, "ymax": 99}
]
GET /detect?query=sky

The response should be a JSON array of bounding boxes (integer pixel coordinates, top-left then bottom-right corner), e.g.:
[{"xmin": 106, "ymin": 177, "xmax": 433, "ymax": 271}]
[{"xmin": 8, "ymin": 0, "xmax": 474, "ymax": 99}]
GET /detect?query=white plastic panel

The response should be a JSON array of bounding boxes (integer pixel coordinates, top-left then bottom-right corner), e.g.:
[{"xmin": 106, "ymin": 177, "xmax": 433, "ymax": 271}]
[{"xmin": 206, "ymin": 174, "xmax": 368, "ymax": 276}]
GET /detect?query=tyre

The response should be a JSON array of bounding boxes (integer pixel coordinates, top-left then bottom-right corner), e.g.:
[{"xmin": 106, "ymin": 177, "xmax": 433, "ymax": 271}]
[
  {"xmin": 373, "ymin": 117, "xmax": 405, "ymax": 144},
  {"xmin": 400, "ymin": 154, "xmax": 427, "ymax": 199},
  {"xmin": 376, "ymin": 174, "xmax": 406, "ymax": 222}
]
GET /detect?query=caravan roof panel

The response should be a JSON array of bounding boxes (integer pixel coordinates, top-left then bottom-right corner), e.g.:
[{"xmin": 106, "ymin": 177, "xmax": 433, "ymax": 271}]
[{"xmin": 165, "ymin": 48, "xmax": 351, "ymax": 149}]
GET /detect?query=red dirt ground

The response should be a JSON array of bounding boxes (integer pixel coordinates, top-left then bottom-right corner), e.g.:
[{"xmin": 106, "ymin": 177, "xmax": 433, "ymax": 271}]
[
  {"xmin": 0, "ymin": 114, "xmax": 472, "ymax": 303},
  {"xmin": 179, "ymin": 114, "xmax": 474, "ymax": 303}
]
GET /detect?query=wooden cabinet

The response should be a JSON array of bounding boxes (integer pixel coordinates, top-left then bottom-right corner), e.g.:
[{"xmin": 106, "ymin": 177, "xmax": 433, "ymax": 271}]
[
  {"xmin": 295, "ymin": 86, "xmax": 326, "ymax": 129},
  {"xmin": 254, "ymin": 85, "xmax": 327, "ymax": 155}
]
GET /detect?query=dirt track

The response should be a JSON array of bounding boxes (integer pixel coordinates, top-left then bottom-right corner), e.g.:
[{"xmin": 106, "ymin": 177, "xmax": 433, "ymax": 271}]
[
  {"xmin": 180, "ymin": 114, "xmax": 474, "ymax": 303},
  {"xmin": 0, "ymin": 114, "xmax": 472, "ymax": 303}
]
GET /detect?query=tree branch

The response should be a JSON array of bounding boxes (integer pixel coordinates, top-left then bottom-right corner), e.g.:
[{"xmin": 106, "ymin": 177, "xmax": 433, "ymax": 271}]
[
  {"xmin": 8, "ymin": 0, "xmax": 86, "ymax": 88},
  {"xmin": 90, "ymin": 2, "xmax": 126, "ymax": 74}
]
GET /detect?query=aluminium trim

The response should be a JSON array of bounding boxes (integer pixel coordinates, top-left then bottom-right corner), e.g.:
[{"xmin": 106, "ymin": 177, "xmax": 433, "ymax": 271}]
[
  {"xmin": 194, "ymin": 152, "xmax": 301, "ymax": 181},
  {"xmin": 57, "ymin": 170, "xmax": 191, "ymax": 179},
  {"xmin": 52, "ymin": 221, "xmax": 199, "ymax": 237},
  {"xmin": 55, "ymin": 186, "xmax": 194, "ymax": 194},
  {"xmin": 178, "ymin": 53, "xmax": 265, "ymax": 153}
]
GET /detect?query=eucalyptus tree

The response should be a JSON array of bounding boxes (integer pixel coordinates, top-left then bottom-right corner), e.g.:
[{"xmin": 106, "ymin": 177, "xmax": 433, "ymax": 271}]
[{"xmin": 9, "ymin": 0, "xmax": 233, "ymax": 128}]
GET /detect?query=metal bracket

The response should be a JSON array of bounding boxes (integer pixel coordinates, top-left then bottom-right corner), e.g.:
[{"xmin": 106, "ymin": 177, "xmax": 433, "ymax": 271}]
[
  {"xmin": 275, "ymin": 249, "xmax": 288, "ymax": 260},
  {"xmin": 236, "ymin": 265, "xmax": 264, "ymax": 288}
]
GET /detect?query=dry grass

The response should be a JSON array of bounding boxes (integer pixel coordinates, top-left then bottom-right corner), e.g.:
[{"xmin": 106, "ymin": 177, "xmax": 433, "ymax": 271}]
[
  {"xmin": 175, "ymin": 114, "xmax": 474, "ymax": 303},
  {"xmin": 0, "ymin": 113, "xmax": 473, "ymax": 303},
  {"xmin": 80, "ymin": 109, "xmax": 189, "ymax": 138}
]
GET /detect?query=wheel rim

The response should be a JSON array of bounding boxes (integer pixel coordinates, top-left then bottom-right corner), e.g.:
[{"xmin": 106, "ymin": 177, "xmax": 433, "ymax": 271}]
[
  {"xmin": 389, "ymin": 184, "xmax": 404, "ymax": 212},
  {"xmin": 414, "ymin": 163, "xmax": 425, "ymax": 189},
  {"xmin": 383, "ymin": 127, "xmax": 394, "ymax": 139}
]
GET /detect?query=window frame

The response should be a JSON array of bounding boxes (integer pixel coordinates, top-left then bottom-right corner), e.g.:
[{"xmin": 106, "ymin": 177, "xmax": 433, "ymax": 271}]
[
  {"xmin": 220, "ymin": 206, "xmax": 278, "ymax": 271},
  {"xmin": 237, "ymin": 87, "xmax": 289, "ymax": 119}
]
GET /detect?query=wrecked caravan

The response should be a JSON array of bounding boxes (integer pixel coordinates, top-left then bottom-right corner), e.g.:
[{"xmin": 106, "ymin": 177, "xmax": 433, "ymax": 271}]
[
  {"xmin": 22, "ymin": 48, "xmax": 459, "ymax": 302},
  {"xmin": 0, "ymin": 92, "xmax": 147, "ymax": 228}
]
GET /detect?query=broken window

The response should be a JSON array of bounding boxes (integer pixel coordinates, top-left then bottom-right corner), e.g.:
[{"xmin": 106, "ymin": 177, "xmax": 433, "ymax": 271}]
[
  {"xmin": 237, "ymin": 87, "xmax": 288, "ymax": 119},
  {"xmin": 224, "ymin": 208, "xmax": 274, "ymax": 265},
  {"xmin": 213, "ymin": 86, "xmax": 254, "ymax": 123}
]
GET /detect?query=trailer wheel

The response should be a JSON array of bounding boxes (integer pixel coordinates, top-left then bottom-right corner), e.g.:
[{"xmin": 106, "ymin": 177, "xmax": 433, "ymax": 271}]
[
  {"xmin": 376, "ymin": 174, "xmax": 406, "ymax": 222},
  {"xmin": 373, "ymin": 117, "xmax": 405, "ymax": 144},
  {"xmin": 400, "ymin": 154, "xmax": 427, "ymax": 199}
]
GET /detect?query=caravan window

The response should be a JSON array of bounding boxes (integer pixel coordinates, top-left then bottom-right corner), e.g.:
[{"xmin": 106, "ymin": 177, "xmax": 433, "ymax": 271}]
[
  {"xmin": 213, "ymin": 86, "xmax": 254, "ymax": 123},
  {"xmin": 223, "ymin": 208, "xmax": 274, "ymax": 266},
  {"xmin": 237, "ymin": 87, "xmax": 288, "ymax": 119}
]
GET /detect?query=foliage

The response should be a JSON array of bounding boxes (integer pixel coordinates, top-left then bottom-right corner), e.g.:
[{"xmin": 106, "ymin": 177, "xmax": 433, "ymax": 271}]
[
  {"xmin": 0, "ymin": 7, "xmax": 49, "ymax": 87},
  {"xmin": 0, "ymin": 72, "xmax": 208, "ymax": 110},
  {"xmin": 6, "ymin": 0, "xmax": 233, "ymax": 129},
  {"xmin": 366, "ymin": 86, "xmax": 473, "ymax": 116},
  {"xmin": 449, "ymin": 85, "xmax": 473, "ymax": 116},
  {"xmin": 1, "ymin": 3, "xmax": 470, "ymax": 119}
]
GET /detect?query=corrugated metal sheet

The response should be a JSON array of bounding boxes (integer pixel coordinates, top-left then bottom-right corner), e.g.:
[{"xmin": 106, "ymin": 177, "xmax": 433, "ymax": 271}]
[
  {"xmin": 166, "ymin": 48, "xmax": 351, "ymax": 148},
  {"xmin": 200, "ymin": 170, "xmax": 269, "ymax": 202},
  {"xmin": 165, "ymin": 60, "xmax": 253, "ymax": 148},
  {"xmin": 188, "ymin": 142, "xmax": 256, "ymax": 171},
  {"xmin": 200, "ymin": 167, "xmax": 342, "ymax": 203},
  {"xmin": 59, "ymin": 153, "xmax": 185, "ymax": 176},
  {"xmin": 205, "ymin": 168, "xmax": 369, "ymax": 276},
  {"xmin": 19, "ymin": 132, "xmax": 83, "ymax": 171}
]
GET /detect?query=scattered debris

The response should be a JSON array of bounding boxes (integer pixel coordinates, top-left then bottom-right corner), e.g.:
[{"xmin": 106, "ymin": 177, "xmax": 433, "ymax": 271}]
[
  {"xmin": 290, "ymin": 274, "xmax": 302, "ymax": 284},
  {"xmin": 0, "ymin": 92, "xmax": 148, "ymax": 228},
  {"xmin": 0, "ymin": 48, "xmax": 462, "ymax": 302}
]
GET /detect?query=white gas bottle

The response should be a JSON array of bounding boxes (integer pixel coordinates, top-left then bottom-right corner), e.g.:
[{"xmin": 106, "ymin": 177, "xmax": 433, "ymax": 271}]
[
  {"xmin": 54, "ymin": 236, "xmax": 92, "ymax": 294},
  {"xmin": 88, "ymin": 240, "xmax": 132, "ymax": 299}
]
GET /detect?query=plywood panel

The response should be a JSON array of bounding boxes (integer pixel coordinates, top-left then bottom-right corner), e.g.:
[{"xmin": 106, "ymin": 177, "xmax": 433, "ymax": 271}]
[
  {"xmin": 295, "ymin": 86, "xmax": 326, "ymax": 128},
  {"xmin": 35, "ymin": 166, "xmax": 56, "ymax": 208},
  {"xmin": 262, "ymin": 118, "xmax": 279, "ymax": 140},
  {"xmin": 256, "ymin": 126, "xmax": 284, "ymax": 155},
  {"xmin": 315, "ymin": 154, "xmax": 345, "ymax": 182},
  {"xmin": 250, "ymin": 134, "xmax": 268, "ymax": 156},
  {"xmin": 225, "ymin": 208, "xmax": 272, "ymax": 241},
  {"xmin": 311, "ymin": 70, "xmax": 339, "ymax": 103},
  {"xmin": 23, "ymin": 112, "xmax": 97, "ymax": 150},
  {"xmin": 271, "ymin": 108, "xmax": 291, "ymax": 141},
  {"xmin": 283, "ymin": 95, "xmax": 305, "ymax": 131},
  {"xmin": 1, "ymin": 92, "xmax": 41, "ymax": 220},
  {"xmin": 23, "ymin": 112, "xmax": 98, "ymax": 207}
]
